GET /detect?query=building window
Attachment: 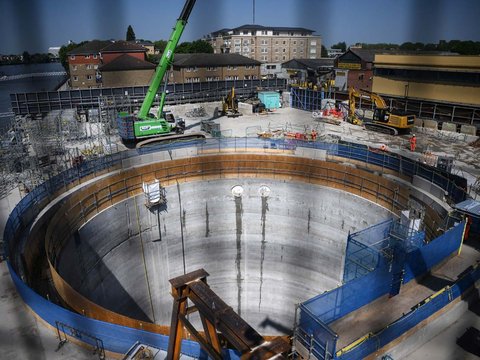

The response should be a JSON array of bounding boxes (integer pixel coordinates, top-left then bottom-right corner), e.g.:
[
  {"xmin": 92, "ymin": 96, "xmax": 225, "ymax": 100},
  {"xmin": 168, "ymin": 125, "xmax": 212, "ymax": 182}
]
[
  {"xmin": 310, "ymin": 48, "xmax": 317, "ymax": 54},
  {"xmin": 261, "ymin": 39, "xmax": 268, "ymax": 45},
  {"xmin": 310, "ymin": 40, "xmax": 317, "ymax": 46},
  {"xmin": 72, "ymin": 65, "xmax": 77, "ymax": 71},
  {"xmin": 185, "ymin": 66, "xmax": 197, "ymax": 72},
  {"xmin": 358, "ymin": 73, "xmax": 365, "ymax": 80},
  {"xmin": 282, "ymin": 48, "xmax": 286, "ymax": 53},
  {"xmin": 94, "ymin": 65, "xmax": 98, "ymax": 69},
  {"xmin": 207, "ymin": 76, "xmax": 214, "ymax": 82},
  {"xmin": 243, "ymin": 40, "xmax": 249, "ymax": 45},
  {"xmin": 283, "ymin": 41, "xmax": 286, "ymax": 45},
  {"xmin": 275, "ymin": 41, "xmax": 279, "ymax": 45},
  {"xmin": 243, "ymin": 47, "xmax": 250, "ymax": 53},
  {"xmin": 86, "ymin": 64, "xmax": 93, "ymax": 70},
  {"xmin": 245, "ymin": 65, "xmax": 255, "ymax": 70},
  {"xmin": 93, "ymin": 54, "xmax": 98, "ymax": 59},
  {"xmin": 207, "ymin": 66, "xmax": 217, "ymax": 71},
  {"xmin": 261, "ymin": 30, "xmax": 267, "ymax": 35},
  {"xmin": 275, "ymin": 56, "xmax": 279, "ymax": 61},
  {"xmin": 234, "ymin": 39, "xmax": 241, "ymax": 45},
  {"xmin": 186, "ymin": 77, "xmax": 200, "ymax": 83},
  {"xmin": 262, "ymin": 55, "xmax": 267, "ymax": 61},
  {"xmin": 266, "ymin": 65, "xmax": 277, "ymax": 69},
  {"xmin": 252, "ymin": 75, "xmax": 258, "ymax": 80},
  {"xmin": 293, "ymin": 41, "xmax": 297, "ymax": 45},
  {"xmin": 73, "ymin": 76, "xmax": 78, "ymax": 81},
  {"xmin": 293, "ymin": 48, "xmax": 297, "ymax": 53},
  {"xmin": 282, "ymin": 56, "xmax": 286, "ymax": 60},
  {"xmin": 300, "ymin": 41, "xmax": 304, "ymax": 45},
  {"xmin": 85, "ymin": 55, "xmax": 90, "ymax": 59},
  {"xmin": 261, "ymin": 48, "xmax": 268, "ymax": 53},
  {"xmin": 87, "ymin": 75, "xmax": 93, "ymax": 80},
  {"xmin": 70, "ymin": 55, "xmax": 75, "ymax": 60}
]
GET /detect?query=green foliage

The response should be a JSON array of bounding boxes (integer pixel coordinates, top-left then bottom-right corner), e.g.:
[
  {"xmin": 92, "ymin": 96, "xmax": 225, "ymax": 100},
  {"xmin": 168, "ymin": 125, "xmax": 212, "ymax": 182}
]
[
  {"xmin": 22, "ymin": 51, "xmax": 31, "ymax": 64},
  {"xmin": 331, "ymin": 41, "xmax": 347, "ymax": 52},
  {"xmin": 357, "ymin": 43, "xmax": 399, "ymax": 50},
  {"xmin": 321, "ymin": 45, "xmax": 328, "ymax": 57},
  {"xmin": 152, "ymin": 39, "xmax": 214, "ymax": 54},
  {"xmin": 356, "ymin": 40, "xmax": 480, "ymax": 55},
  {"xmin": 58, "ymin": 41, "xmax": 86, "ymax": 73},
  {"xmin": 154, "ymin": 40, "xmax": 168, "ymax": 53},
  {"xmin": 126, "ymin": 25, "xmax": 136, "ymax": 41}
]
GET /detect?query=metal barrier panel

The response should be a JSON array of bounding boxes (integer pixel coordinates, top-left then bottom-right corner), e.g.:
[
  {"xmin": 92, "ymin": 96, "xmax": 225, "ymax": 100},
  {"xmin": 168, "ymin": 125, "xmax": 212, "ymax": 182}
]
[
  {"xmin": 404, "ymin": 222, "xmax": 465, "ymax": 282},
  {"xmin": 295, "ymin": 305, "xmax": 337, "ymax": 360},
  {"xmin": 303, "ymin": 255, "xmax": 393, "ymax": 325},
  {"xmin": 337, "ymin": 260, "xmax": 479, "ymax": 360}
]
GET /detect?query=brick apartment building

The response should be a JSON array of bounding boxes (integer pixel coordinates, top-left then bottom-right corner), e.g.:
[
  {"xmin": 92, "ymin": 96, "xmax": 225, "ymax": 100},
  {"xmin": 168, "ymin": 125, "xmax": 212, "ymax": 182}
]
[
  {"xmin": 169, "ymin": 53, "xmax": 261, "ymax": 83},
  {"xmin": 67, "ymin": 40, "xmax": 151, "ymax": 89},
  {"xmin": 206, "ymin": 25, "xmax": 322, "ymax": 63}
]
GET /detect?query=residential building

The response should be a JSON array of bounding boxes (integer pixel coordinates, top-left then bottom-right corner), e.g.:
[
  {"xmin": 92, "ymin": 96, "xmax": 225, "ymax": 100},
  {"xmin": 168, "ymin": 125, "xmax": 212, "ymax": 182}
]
[
  {"xmin": 67, "ymin": 40, "xmax": 151, "ymax": 89},
  {"xmin": 282, "ymin": 58, "xmax": 335, "ymax": 85},
  {"xmin": 100, "ymin": 54, "xmax": 156, "ymax": 88},
  {"xmin": 373, "ymin": 54, "xmax": 480, "ymax": 106},
  {"xmin": 133, "ymin": 40, "xmax": 155, "ymax": 55},
  {"xmin": 169, "ymin": 53, "xmax": 261, "ymax": 83},
  {"xmin": 206, "ymin": 25, "xmax": 322, "ymax": 63}
]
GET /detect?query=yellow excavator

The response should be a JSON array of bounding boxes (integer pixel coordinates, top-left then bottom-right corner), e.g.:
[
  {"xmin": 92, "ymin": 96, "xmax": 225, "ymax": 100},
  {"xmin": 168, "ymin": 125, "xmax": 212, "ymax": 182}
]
[
  {"xmin": 348, "ymin": 87, "xmax": 415, "ymax": 135},
  {"xmin": 222, "ymin": 87, "xmax": 242, "ymax": 117}
]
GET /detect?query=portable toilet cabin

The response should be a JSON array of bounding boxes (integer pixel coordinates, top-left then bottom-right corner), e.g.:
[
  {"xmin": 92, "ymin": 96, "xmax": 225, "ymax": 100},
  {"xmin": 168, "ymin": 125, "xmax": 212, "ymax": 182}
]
[{"xmin": 258, "ymin": 91, "xmax": 280, "ymax": 110}]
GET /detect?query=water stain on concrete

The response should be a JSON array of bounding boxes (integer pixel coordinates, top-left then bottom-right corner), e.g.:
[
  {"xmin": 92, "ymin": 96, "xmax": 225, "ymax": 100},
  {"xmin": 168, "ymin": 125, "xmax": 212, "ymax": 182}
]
[
  {"xmin": 234, "ymin": 196, "xmax": 243, "ymax": 316},
  {"xmin": 259, "ymin": 195, "xmax": 269, "ymax": 310},
  {"xmin": 205, "ymin": 203, "xmax": 210, "ymax": 237}
]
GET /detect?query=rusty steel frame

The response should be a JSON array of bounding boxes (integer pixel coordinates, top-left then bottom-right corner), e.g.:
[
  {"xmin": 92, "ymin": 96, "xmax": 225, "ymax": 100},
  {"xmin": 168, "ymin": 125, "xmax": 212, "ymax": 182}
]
[{"xmin": 166, "ymin": 269, "xmax": 290, "ymax": 360}]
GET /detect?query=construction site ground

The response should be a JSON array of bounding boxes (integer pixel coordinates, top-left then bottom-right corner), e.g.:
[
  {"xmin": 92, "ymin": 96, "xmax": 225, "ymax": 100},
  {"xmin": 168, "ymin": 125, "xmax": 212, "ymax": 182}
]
[{"xmin": 0, "ymin": 103, "xmax": 479, "ymax": 359}]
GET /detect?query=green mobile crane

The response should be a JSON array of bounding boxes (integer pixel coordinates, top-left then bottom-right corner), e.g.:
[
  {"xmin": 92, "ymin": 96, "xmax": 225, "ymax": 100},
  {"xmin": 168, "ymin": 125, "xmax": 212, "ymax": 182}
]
[{"xmin": 117, "ymin": 0, "xmax": 196, "ymax": 141}]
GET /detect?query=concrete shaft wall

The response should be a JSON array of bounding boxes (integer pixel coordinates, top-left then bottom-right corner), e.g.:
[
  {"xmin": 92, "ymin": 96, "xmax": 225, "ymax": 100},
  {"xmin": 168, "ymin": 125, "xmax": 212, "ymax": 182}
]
[{"xmin": 57, "ymin": 178, "xmax": 391, "ymax": 335}]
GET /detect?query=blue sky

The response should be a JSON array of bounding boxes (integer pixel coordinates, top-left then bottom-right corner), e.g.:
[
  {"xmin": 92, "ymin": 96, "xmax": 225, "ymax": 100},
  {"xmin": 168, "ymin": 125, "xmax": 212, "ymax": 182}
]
[{"xmin": 1, "ymin": 0, "xmax": 479, "ymax": 54}]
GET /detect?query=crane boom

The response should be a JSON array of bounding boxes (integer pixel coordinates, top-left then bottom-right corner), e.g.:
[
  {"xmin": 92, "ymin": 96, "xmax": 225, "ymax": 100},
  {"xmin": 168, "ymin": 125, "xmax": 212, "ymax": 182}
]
[{"xmin": 137, "ymin": 0, "xmax": 197, "ymax": 120}]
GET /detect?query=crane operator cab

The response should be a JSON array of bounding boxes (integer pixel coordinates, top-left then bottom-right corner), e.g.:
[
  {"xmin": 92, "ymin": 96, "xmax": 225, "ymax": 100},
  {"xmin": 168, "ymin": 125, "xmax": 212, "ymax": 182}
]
[{"xmin": 164, "ymin": 111, "xmax": 185, "ymax": 134}]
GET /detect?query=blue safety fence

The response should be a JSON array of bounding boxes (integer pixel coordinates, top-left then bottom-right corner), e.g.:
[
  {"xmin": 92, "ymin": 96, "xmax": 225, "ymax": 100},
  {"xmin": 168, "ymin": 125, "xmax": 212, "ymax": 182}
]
[
  {"xmin": 295, "ymin": 305, "xmax": 337, "ymax": 360},
  {"xmin": 8, "ymin": 261, "xmax": 240, "ymax": 358},
  {"xmin": 337, "ymin": 261, "xmax": 480, "ymax": 360},
  {"xmin": 297, "ymin": 221, "xmax": 466, "ymax": 360},
  {"xmin": 1, "ymin": 137, "xmax": 469, "ymax": 357}
]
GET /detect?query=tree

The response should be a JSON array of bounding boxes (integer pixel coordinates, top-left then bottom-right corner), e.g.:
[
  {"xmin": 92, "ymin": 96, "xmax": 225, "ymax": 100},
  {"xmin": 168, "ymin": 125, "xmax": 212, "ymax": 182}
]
[
  {"xmin": 22, "ymin": 51, "xmax": 31, "ymax": 64},
  {"xmin": 331, "ymin": 41, "xmax": 347, "ymax": 52},
  {"xmin": 321, "ymin": 45, "xmax": 328, "ymax": 57},
  {"xmin": 189, "ymin": 40, "xmax": 213, "ymax": 53},
  {"xmin": 175, "ymin": 40, "xmax": 213, "ymax": 54},
  {"xmin": 58, "ymin": 41, "xmax": 87, "ymax": 73},
  {"xmin": 154, "ymin": 40, "xmax": 168, "ymax": 53},
  {"xmin": 126, "ymin": 25, "xmax": 136, "ymax": 41}
]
